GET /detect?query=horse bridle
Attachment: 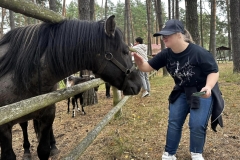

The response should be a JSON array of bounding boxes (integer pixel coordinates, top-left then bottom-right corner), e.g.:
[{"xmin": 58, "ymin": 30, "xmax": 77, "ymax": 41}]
[{"xmin": 97, "ymin": 52, "xmax": 136, "ymax": 91}]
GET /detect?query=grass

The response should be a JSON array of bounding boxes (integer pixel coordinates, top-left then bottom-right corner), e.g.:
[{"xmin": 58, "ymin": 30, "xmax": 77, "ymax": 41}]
[{"xmin": 218, "ymin": 62, "xmax": 240, "ymax": 83}]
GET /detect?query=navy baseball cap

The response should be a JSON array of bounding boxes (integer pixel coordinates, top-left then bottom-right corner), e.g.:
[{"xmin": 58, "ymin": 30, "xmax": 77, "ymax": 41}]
[{"xmin": 153, "ymin": 19, "xmax": 184, "ymax": 37}]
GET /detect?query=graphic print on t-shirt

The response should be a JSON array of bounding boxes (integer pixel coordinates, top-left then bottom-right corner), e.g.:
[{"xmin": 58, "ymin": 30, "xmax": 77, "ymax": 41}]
[{"xmin": 167, "ymin": 57, "xmax": 195, "ymax": 86}]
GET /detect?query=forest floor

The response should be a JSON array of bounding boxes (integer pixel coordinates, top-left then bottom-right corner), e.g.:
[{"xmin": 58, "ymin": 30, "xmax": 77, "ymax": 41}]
[{"xmin": 12, "ymin": 62, "xmax": 240, "ymax": 160}]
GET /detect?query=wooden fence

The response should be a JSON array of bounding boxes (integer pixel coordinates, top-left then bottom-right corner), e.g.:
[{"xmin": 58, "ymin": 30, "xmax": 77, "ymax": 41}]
[{"xmin": 0, "ymin": 1, "xmax": 158, "ymax": 159}]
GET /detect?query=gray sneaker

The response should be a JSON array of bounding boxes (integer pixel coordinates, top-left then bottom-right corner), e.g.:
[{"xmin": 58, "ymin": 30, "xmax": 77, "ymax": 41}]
[{"xmin": 142, "ymin": 91, "xmax": 149, "ymax": 97}]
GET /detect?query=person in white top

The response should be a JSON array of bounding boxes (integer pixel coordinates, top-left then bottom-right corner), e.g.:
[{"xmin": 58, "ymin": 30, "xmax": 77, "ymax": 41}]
[{"xmin": 132, "ymin": 37, "xmax": 151, "ymax": 97}]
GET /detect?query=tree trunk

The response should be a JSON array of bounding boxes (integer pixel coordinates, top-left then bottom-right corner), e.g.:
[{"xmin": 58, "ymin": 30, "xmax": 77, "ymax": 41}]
[
  {"xmin": 146, "ymin": 0, "xmax": 152, "ymax": 56},
  {"xmin": 104, "ymin": 0, "xmax": 108, "ymax": 19},
  {"xmin": 130, "ymin": 9, "xmax": 135, "ymax": 45},
  {"xmin": 90, "ymin": 0, "xmax": 95, "ymax": 20},
  {"xmin": 101, "ymin": 0, "xmax": 104, "ymax": 19},
  {"xmin": 78, "ymin": 0, "xmax": 90, "ymax": 20},
  {"xmin": 0, "ymin": 8, "xmax": 6, "ymax": 38},
  {"xmin": 230, "ymin": 0, "xmax": 240, "ymax": 73},
  {"xmin": 78, "ymin": 0, "xmax": 98, "ymax": 105},
  {"xmin": 0, "ymin": 0, "xmax": 64, "ymax": 23},
  {"xmin": 175, "ymin": 0, "xmax": 179, "ymax": 19},
  {"xmin": 209, "ymin": 0, "xmax": 216, "ymax": 59},
  {"xmin": 125, "ymin": 0, "xmax": 131, "ymax": 46},
  {"xmin": 168, "ymin": 0, "xmax": 171, "ymax": 19},
  {"xmin": 154, "ymin": 0, "xmax": 158, "ymax": 45},
  {"xmin": 62, "ymin": 0, "xmax": 66, "ymax": 16},
  {"xmin": 185, "ymin": 0, "xmax": 188, "ymax": 29},
  {"xmin": 9, "ymin": 10, "xmax": 15, "ymax": 30},
  {"xmin": 200, "ymin": 0, "xmax": 204, "ymax": 47},
  {"xmin": 185, "ymin": 0, "xmax": 200, "ymax": 45},
  {"xmin": 227, "ymin": 0, "xmax": 232, "ymax": 60},
  {"xmin": 172, "ymin": 0, "xmax": 175, "ymax": 19},
  {"xmin": 156, "ymin": 0, "xmax": 168, "ymax": 76},
  {"xmin": 49, "ymin": 0, "xmax": 57, "ymax": 12},
  {"xmin": 123, "ymin": 5, "xmax": 127, "ymax": 42},
  {"xmin": 32, "ymin": 0, "xmax": 38, "ymax": 24}
]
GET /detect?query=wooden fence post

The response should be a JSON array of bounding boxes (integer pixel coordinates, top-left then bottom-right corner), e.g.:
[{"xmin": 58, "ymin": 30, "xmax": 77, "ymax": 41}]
[{"xmin": 112, "ymin": 86, "xmax": 122, "ymax": 117}]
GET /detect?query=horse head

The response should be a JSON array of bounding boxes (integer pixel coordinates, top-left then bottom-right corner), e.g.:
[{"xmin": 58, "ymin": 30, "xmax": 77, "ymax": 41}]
[{"xmin": 93, "ymin": 15, "xmax": 141, "ymax": 95}]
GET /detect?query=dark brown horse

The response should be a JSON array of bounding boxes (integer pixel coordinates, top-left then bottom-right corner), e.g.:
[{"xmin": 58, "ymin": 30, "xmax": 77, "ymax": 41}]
[{"xmin": 0, "ymin": 15, "xmax": 141, "ymax": 160}]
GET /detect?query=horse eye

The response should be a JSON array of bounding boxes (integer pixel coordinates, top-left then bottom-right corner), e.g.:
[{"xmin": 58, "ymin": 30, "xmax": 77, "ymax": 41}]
[
  {"xmin": 123, "ymin": 48, "xmax": 129, "ymax": 55},
  {"xmin": 123, "ymin": 50, "xmax": 129, "ymax": 55}
]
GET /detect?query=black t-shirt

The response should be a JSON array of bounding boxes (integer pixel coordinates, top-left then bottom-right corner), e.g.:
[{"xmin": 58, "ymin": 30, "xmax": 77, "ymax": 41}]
[{"xmin": 148, "ymin": 43, "xmax": 218, "ymax": 88}]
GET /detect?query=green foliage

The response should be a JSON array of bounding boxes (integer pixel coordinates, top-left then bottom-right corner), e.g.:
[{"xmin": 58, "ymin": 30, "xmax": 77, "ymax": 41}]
[
  {"xmin": 111, "ymin": 2, "xmax": 125, "ymax": 30},
  {"xmin": 66, "ymin": 0, "xmax": 78, "ymax": 19},
  {"xmin": 131, "ymin": 0, "xmax": 147, "ymax": 39},
  {"xmin": 58, "ymin": 80, "xmax": 66, "ymax": 89}
]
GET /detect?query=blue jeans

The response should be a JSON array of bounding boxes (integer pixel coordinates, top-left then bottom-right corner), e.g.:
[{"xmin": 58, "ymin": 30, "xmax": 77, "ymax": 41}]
[{"xmin": 165, "ymin": 93, "xmax": 213, "ymax": 155}]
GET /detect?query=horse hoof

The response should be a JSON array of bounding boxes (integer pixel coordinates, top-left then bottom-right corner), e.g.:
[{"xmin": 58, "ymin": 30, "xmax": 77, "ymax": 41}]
[
  {"xmin": 22, "ymin": 153, "xmax": 32, "ymax": 160},
  {"xmin": 50, "ymin": 148, "xmax": 61, "ymax": 157},
  {"xmin": 82, "ymin": 112, "xmax": 86, "ymax": 115}
]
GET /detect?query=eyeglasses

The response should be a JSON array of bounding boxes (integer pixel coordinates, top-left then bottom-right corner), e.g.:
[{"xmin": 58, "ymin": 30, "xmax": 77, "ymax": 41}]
[{"xmin": 161, "ymin": 35, "xmax": 171, "ymax": 40}]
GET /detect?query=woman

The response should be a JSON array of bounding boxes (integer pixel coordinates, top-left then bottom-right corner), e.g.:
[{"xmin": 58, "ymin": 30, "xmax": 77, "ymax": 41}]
[{"xmin": 132, "ymin": 19, "xmax": 224, "ymax": 160}]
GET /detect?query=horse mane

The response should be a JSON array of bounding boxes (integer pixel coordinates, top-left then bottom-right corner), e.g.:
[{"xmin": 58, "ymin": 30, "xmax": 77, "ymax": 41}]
[{"xmin": 0, "ymin": 19, "xmax": 124, "ymax": 90}]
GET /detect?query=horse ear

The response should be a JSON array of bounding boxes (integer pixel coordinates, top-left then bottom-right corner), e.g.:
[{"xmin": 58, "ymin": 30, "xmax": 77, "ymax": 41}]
[{"xmin": 105, "ymin": 15, "xmax": 116, "ymax": 37}]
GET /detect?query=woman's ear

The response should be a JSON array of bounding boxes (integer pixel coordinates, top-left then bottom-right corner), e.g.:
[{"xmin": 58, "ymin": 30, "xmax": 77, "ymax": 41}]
[{"xmin": 178, "ymin": 33, "xmax": 184, "ymax": 39}]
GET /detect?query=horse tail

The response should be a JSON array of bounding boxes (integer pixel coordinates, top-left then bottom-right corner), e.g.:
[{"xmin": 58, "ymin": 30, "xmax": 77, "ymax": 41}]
[{"xmin": 33, "ymin": 120, "xmax": 41, "ymax": 142}]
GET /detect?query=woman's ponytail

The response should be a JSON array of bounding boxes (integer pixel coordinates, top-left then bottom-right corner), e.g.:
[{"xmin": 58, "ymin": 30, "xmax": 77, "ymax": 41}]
[{"xmin": 183, "ymin": 29, "xmax": 195, "ymax": 44}]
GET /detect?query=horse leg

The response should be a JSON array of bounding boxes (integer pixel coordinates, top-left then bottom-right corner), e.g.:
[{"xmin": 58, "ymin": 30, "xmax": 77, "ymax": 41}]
[
  {"xmin": 49, "ymin": 127, "xmax": 60, "ymax": 157},
  {"xmin": 0, "ymin": 124, "xmax": 16, "ymax": 160},
  {"xmin": 80, "ymin": 93, "xmax": 86, "ymax": 115},
  {"xmin": 67, "ymin": 97, "xmax": 70, "ymax": 114},
  {"xmin": 19, "ymin": 122, "xmax": 32, "ymax": 160},
  {"xmin": 71, "ymin": 97, "xmax": 76, "ymax": 117},
  {"xmin": 75, "ymin": 96, "xmax": 81, "ymax": 112},
  {"xmin": 105, "ymin": 82, "xmax": 111, "ymax": 98},
  {"xmin": 35, "ymin": 106, "xmax": 55, "ymax": 160}
]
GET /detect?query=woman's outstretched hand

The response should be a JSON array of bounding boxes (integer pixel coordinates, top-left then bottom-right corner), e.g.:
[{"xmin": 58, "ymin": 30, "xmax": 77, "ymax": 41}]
[{"xmin": 132, "ymin": 52, "xmax": 144, "ymax": 66}]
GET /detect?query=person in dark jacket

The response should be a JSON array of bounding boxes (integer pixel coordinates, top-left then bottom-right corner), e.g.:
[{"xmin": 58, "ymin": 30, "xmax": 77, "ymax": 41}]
[{"xmin": 132, "ymin": 19, "xmax": 224, "ymax": 160}]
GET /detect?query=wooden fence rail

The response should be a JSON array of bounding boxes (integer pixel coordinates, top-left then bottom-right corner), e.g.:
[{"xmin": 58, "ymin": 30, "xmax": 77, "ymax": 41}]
[
  {"xmin": 0, "ymin": 79, "xmax": 104, "ymax": 126},
  {"xmin": 0, "ymin": 0, "xmax": 64, "ymax": 23}
]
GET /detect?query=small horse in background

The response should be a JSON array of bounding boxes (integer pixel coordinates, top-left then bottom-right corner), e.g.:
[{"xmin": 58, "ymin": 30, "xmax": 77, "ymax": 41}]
[
  {"xmin": 64, "ymin": 75, "xmax": 98, "ymax": 117},
  {"xmin": 0, "ymin": 15, "xmax": 141, "ymax": 159}
]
